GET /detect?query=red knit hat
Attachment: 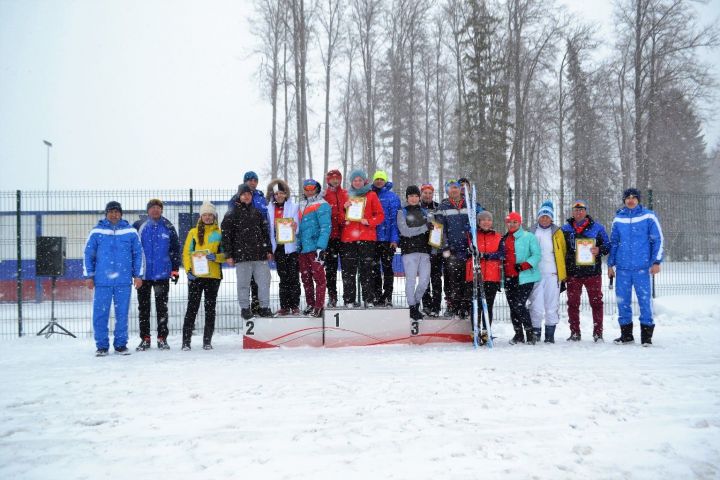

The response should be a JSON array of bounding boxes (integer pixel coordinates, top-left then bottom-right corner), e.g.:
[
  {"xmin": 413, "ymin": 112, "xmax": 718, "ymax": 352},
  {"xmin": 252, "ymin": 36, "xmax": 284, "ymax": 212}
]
[
  {"xmin": 326, "ymin": 169, "xmax": 342, "ymax": 182},
  {"xmin": 505, "ymin": 211, "xmax": 522, "ymax": 223}
]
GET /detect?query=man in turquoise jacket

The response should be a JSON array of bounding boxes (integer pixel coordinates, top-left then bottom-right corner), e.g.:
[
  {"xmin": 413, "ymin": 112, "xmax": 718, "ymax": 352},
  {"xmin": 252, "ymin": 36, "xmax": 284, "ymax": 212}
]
[{"xmin": 608, "ymin": 188, "xmax": 664, "ymax": 346}]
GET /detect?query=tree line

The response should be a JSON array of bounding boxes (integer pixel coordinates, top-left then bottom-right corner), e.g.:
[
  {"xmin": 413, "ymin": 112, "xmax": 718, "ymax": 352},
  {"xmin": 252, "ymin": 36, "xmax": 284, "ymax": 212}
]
[{"xmin": 250, "ymin": 0, "xmax": 719, "ymax": 217}]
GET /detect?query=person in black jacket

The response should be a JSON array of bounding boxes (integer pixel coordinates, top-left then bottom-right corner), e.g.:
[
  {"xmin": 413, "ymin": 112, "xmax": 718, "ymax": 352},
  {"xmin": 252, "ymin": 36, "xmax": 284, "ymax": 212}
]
[
  {"xmin": 221, "ymin": 184, "xmax": 274, "ymax": 320},
  {"xmin": 419, "ymin": 183, "xmax": 442, "ymax": 317},
  {"xmin": 397, "ymin": 185, "xmax": 432, "ymax": 320}
]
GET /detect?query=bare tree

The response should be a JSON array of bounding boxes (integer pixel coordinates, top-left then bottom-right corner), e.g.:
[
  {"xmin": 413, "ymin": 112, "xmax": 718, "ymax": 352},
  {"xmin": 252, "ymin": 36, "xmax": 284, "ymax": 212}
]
[{"xmin": 318, "ymin": 0, "xmax": 343, "ymax": 176}]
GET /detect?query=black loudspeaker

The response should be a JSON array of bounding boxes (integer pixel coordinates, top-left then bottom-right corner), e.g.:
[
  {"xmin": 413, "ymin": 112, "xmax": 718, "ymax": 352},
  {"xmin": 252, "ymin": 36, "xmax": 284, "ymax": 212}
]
[{"xmin": 36, "ymin": 236, "xmax": 66, "ymax": 277}]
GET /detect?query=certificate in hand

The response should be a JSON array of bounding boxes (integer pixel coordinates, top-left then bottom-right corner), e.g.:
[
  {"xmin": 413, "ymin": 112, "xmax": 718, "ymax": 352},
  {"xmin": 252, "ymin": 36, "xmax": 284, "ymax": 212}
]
[
  {"xmin": 575, "ymin": 238, "xmax": 596, "ymax": 266},
  {"xmin": 346, "ymin": 197, "xmax": 366, "ymax": 222},
  {"xmin": 191, "ymin": 250, "xmax": 210, "ymax": 276},
  {"xmin": 428, "ymin": 222, "xmax": 444, "ymax": 248},
  {"xmin": 276, "ymin": 218, "xmax": 296, "ymax": 244}
]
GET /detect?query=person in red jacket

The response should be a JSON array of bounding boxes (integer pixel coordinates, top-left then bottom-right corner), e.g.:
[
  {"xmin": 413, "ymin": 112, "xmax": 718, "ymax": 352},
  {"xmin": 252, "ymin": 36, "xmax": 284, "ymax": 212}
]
[
  {"xmin": 341, "ymin": 169, "xmax": 385, "ymax": 308},
  {"xmin": 476, "ymin": 211, "xmax": 503, "ymax": 329},
  {"xmin": 323, "ymin": 169, "xmax": 348, "ymax": 307}
]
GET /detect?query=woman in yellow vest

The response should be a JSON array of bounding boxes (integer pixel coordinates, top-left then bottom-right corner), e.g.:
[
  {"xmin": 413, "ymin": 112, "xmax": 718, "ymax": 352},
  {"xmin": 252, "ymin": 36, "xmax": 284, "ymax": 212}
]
[{"xmin": 181, "ymin": 201, "xmax": 226, "ymax": 350}]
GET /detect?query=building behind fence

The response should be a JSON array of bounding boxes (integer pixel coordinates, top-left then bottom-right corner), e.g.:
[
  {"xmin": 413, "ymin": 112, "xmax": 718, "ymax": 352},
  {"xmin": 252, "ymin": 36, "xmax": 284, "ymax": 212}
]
[{"xmin": 1, "ymin": 188, "xmax": 718, "ymax": 339}]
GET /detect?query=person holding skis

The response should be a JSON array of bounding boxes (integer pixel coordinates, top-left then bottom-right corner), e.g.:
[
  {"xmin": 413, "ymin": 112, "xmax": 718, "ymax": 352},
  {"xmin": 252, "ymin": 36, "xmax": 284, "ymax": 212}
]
[
  {"xmin": 266, "ymin": 179, "xmax": 301, "ymax": 316},
  {"xmin": 608, "ymin": 188, "xmax": 664, "ymax": 346},
  {"xmin": 397, "ymin": 185, "xmax": 432, "ymax": 320},
  {"xmin": 181, "ymin": 201, "xmax": 225, "ymax": 350},
  {"xmin": 341, "ymin": 169, "xmax": 385, "ymax": 308},
  {"xmin": 297, "ymin": 179, "xmax": 332, "ymax": 317},
  {"xmin": 323, "ymin": 169, "xmax": 348, "ymax": 308},
  {"xmin": 527, "ymin": 201, "xmax": 567, "ymax": 344},
  {"xmin": 560, "ymin": 200, "xmax": 610, "ymax": 342},
  {"xmin": 501, "ymin": 211, "xmax": 541, "ymax": 344},
  {"xmin": 420, "ymin": 183, "xmax": 442, "ymax": 317},
  {"xmin": 370, "ymin": 170, "xmax": 401, "ymax": 307},
  {"xmin": 133, "ymin": 198, "xmax": 181, "ymax": 351},
  {"xmin": 84, "ymin": 201, "xmax": 143, "ymax": 356},
  {"xmin": 476, "ymin": 210, "xmax": 503, "ymax": 329},
  {"xmin": 222, "ymin": 184, "xmax": 274, "ymax": 320}
]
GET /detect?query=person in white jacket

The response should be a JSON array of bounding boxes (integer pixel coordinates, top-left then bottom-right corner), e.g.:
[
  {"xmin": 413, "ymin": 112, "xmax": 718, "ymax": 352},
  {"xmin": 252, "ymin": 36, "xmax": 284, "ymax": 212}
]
[
  {"xmin": 527, "ymin": 201, "xmax": 567, "ymax": 343},
  {"xmin": 266, "ymin": 179, "xmax": 301, "ymax": 315}
]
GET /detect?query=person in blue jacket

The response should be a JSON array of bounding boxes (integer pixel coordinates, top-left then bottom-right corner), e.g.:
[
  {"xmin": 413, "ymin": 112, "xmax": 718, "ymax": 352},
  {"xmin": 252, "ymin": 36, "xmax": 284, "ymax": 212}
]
[
  {"xmin": 297, "ymin": 179, "xmax": 332, "ymax": 317},
  {"xmin": 370, "ymin": 170, "xmax": 401, "ymax": 307},
  {"xmin": 84, "ymin": 201, "xmax": 144, "ymax": 356},
  {"xmin": 227, "ymin": 171, "xmax": 268, "ymax": 314},
  {"xmin": 608, "ymin": 188, "xmax": 664, "ymax": 346},
  {"xmin": 133, "ymin": 198, "xmax": 181, "ymax": 351}
]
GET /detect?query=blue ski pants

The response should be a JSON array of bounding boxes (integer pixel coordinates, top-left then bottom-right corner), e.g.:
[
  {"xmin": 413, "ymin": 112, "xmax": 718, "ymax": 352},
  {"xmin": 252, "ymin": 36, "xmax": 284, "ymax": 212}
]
[
  {"xmin": 93, "ymin": 285, "xmax": 132, "ymax": 350},
  {"xmin": 616, "ymin": 269, "xmax": 654, "ymax": 327}
]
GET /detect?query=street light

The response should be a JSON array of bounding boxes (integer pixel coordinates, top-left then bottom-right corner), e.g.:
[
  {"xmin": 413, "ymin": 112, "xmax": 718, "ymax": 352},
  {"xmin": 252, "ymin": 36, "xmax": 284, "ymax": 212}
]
[{"xmin": 43, "ymin": 140, "xmax": 52, "ymax": 211}]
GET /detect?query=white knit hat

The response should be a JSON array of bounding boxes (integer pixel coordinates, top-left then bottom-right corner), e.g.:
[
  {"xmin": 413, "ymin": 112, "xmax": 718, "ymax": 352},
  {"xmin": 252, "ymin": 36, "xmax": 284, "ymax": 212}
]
[{"xmin": 199, "ymin": 201, "xmax": 216, "ymax": 217}]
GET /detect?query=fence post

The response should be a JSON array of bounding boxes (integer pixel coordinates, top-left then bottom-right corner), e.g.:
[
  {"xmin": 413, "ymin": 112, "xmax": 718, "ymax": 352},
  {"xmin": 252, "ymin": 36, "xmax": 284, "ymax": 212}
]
[
  {"xmin": 648, "ymin": 188, "xmax": 656, "ymax": 298},
  {"xmin": 16, "ymin": 190, "xmax": 22, "ymax": 337},
  {"xmin": 189, "ymin": 188, "xmax": 194, "ymax": 216},
  {"xmin": 508, "ymin": 186, "xmax": 513, "ymax": 213}
]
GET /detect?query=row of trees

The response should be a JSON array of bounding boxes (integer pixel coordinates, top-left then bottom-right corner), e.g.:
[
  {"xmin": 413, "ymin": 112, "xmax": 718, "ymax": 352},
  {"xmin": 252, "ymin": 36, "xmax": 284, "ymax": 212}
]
[{"xmin": 251, "ymin": 0, "xmax": 719, "ymax": 216}]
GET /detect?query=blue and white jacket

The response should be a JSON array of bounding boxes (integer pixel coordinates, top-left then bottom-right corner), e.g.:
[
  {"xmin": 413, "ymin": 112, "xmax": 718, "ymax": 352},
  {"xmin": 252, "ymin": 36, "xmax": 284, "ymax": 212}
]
[
  {"xmin": 297, "ymin": 195, "xmax": 332, "ymax": 253},
  {"xmin": 133, "ymin": 216, "xmax": 181, "ymax": 281},
  {"xmin": 372, "ymin": 182, "xmax": 401, "ymax": 244},
  {"xmin": 608, "ymin": 205, "xmax": 664, "ymax": 271},
  {"xmin": 84, "ymin": 218, "xmax": 144, "ymax": 286},
  {"xmin": 435, "ymin": 197, "xmax": 484, "ymax": 260},
  {"xmin": 267, "ymin": 200, "xmax": 300, "ymax": 254}
]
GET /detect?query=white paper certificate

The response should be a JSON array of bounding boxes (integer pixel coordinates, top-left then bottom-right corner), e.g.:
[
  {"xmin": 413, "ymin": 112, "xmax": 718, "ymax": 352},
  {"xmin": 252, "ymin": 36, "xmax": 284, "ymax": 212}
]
[
  {"xmin": 276, "ymin": 218, "xmax": 295, "ymax": 244},
  {"xmin": 429, "ymin": 222, "xmax": 443, "ymax": 248},
  {"xmin": 346, "ymin": 197, "xmax": 366, "ymax": 222},
  {"xmin": 575, "ymin": 239, "xmax": 596, "ymax": 266},
  {"xmin": 191, "ymin": 250, "xmax": 210, "ymax": 276}
]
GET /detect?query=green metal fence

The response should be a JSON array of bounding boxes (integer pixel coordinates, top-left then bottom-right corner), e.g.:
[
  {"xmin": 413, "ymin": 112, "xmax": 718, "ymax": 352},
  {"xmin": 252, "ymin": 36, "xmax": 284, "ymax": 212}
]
[{"xmin": 1, "ymin": 188, "xmax": 718, "ymax": 339}]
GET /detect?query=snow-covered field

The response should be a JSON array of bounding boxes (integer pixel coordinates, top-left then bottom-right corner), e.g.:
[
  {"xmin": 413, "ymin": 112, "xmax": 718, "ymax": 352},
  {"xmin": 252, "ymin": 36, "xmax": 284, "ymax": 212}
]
[{"xmin": 1, "ymin": 295, "xmax": 719, "ymax": 480}]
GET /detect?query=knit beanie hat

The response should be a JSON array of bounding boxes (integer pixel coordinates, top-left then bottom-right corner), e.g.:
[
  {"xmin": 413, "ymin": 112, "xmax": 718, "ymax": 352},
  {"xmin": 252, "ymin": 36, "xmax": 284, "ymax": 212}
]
[
  {"xmin": 349, "ymin": 169, "xmax": 368, "ymax": 182},
  {"xmin": 420, "ymin": 183, "xmax": 434, "ymax": 193},
  {"xmin": 406, "ymin": 185, "xmax": 421, "ymax": 198},
  {"xmin": 505, "ymin": 211, "xmax": 522, "ymax": 223},
  {"xmin": 623, "ymin": 188, "xmax": 641, "ymax": 202},
  {"xmin": 238, "ymin": 184, "xmax": 253, "ymax": 196},
  {"xmin": 199, "ymin": 201, "xmax": 217, "ymax": 217},
  {"xmin": 146, "ymin": 198, "xmax": 163, "ymax": 211},
  {"xmin": 373, "ymin": 170, "xmax": 388, "ymax": 182},
  {"xmin": 326, "ymin": 169, "xmax": 342, "ymax": 182},
  {"xmin": 445, "ymin": 179, "xmax": 460, "ymax": 194},
  {"xmin": 105, "ymin": 201, "xmax": 122, "ymax": 214},
  {"xmin": 477, "ymin": 210, "xmax": 493, "ymax": 222},
  {"xmin": 243, "ymin": 171, "xmax": 259, "ymax": 182},
  {"xmin": 536, "ymin": 200, "xmax": 554, "ymax": 221}
]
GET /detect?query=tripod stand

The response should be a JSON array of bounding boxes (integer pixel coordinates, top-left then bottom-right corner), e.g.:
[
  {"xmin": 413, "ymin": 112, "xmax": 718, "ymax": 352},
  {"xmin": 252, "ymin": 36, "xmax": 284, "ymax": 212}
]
[{"xmin": 37, "ymin": 276, "xmax": 76, "ymax": 338}]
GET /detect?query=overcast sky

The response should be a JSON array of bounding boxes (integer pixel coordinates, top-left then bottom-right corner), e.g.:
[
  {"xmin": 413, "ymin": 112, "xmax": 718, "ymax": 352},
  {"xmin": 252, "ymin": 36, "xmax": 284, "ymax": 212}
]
[{"xmin": 1, "ymin": 0, "xmax": 718, "ymax": 191}]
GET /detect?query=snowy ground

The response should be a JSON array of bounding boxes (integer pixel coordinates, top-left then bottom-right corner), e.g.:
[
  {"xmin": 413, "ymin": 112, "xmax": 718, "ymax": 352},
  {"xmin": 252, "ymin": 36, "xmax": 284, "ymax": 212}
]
[{"xmin": 1, "ymin": 295, "xmax": 719, "ymax": 480}]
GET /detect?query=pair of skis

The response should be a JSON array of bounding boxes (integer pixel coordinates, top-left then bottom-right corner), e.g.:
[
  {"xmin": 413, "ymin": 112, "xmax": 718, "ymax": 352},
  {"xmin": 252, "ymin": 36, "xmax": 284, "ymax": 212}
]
[{"xmin": 465, "ymin": 185, "xmax": 493, "ymax": 349}]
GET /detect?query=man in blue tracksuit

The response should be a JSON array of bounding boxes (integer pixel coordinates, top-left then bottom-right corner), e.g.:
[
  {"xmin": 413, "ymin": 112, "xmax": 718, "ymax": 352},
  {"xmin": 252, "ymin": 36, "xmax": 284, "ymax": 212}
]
[
  {"xmin": 227, "ymin": 171, "xmax": 268, "ymax": 313},
  {"xmin": 608, "ymin": 188, "xmax": 664, "ymax": 346},
  {"xmin": 84, "ymin": 201, "xmax": 144, "ymax": 356},
  {"xmin": 371, "ymin": 170, "xmax": 401, "ymax": 307},
  {"xmin": 133, "ymin": 198, "xmax": 181, "ymax": 350}
]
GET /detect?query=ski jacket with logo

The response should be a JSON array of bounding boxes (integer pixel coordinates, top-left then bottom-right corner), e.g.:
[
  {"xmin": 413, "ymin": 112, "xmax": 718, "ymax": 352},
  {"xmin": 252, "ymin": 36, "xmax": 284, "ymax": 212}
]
[
  {"xmin": 297, "ymin": 195, "xmax": 332, "ymax": 253},
  {"xmin": 341, "ymin": 190, "xmax": 385, "ymax": 243},
  {"xmin": 435, "ymin": 197, "xmax": 483, "ymax": 261},
  {"xmin": 608, "ymin": 205, "xmax": 664, "ymax": 270},
  {"xmin": 84, "ymin": 218, "xmax": 144, "ymax": 286},
  {"xmin": 133, "ymin": 216, "xmax": 181, "ymax": 281},
  {"xmin": 560, "ymin": 215, "xmax": 610, "ymax": 278}
]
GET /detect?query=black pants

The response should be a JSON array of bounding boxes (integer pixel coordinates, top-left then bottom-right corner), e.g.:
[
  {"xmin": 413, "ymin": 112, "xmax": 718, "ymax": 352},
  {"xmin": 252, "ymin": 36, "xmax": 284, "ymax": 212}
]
[
  {"xmin": 422, "ymin": 252, "xmax": 443, "ymax": 313},
  {"xmin": 372, "ymin": 241, "xmax": 395, "ymax": 302},
  {"xmin": 341, "ymin": 241, "xmax": 375, "ymax": 304},
  {"xmin": 480, "ymin": 281, "xmax": 500, "ymax": 327},
  {"xmin": 325, "ymin": 238, "xmax": 342, "ymax": 301},
  {"xmin": 443, "ymin": 255, "xmax": 471, "ymax": 313},
  {"xmin": 274, "ymin": 246, "xmax": 300, "ymax": 309},
  {"xmin": 504, "ymin": 276, "xmax": 534, "ymax": 333},
  {"xmin": 182, "ymin": 278, "xmax": 221, "ymax": 344},
  {"xmin": 137, "ymin": 279, "xmax": 170, "ymax": 339}
]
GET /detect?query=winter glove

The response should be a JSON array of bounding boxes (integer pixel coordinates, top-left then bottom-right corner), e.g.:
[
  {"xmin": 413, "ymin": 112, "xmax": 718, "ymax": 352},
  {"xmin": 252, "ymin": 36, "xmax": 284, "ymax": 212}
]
[
  {"xmin": 206, "ymin": 253, "xmax": 216, "ymax": 261},
  {"xmin": 515, "ymin": 262, "xmax": 532, "ymax": 272},
  {"xmin": 187, "ymin": 272, "xmax": 196, "ymax": 281},
  {"xmin": 315, "ymin": 249, "xmax": 327, "ymax": 265},
  {"xmin": 171, "ymin": 271, "xmax": 180, "ymax": 284}
]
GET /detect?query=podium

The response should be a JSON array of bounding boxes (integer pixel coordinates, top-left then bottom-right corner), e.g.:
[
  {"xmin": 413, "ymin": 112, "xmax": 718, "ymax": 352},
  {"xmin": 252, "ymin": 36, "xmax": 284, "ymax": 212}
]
[{"xmin": 242, "ymin": 308, "xmax": 472, "ymax": 349}]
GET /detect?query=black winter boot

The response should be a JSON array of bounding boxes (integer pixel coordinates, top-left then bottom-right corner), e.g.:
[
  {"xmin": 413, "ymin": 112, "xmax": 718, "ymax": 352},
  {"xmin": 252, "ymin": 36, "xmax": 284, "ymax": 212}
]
[
  {"xmin": 409, "ymin": 305, "xmax": 421, "ymax": 320},
  {"xmin": 509, "ymin": 325, "xmax": 525, "ymax": 345},
  {"xmin": 544, "ymin": 325, "xmax": 556, "ymax": 343},
  {"xmin": 640, "ymin": 324, "xmax": 655, "ymax": 347},
  {"xmin": 614, "ymin": 323, "xmax": 635, "ymax": 344},
  {"xmin": 525, "ymin": 327, "xmax": 537, "ymax": 345}
]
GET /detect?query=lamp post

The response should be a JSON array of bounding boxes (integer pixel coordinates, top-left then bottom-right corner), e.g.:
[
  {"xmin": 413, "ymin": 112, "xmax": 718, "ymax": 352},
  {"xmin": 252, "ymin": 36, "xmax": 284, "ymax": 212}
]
[{"xmin": 43, "ymin": 140, "xmax": 52, "ymax": 211}]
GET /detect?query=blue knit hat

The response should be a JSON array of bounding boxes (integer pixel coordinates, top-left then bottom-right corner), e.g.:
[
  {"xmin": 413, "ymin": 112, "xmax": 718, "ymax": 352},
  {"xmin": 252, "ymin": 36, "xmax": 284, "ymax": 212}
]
[
  {"xmin": 536, "ymin": 200, "xmax": 554, "ymax": 221},
  {"xmin": 623, "ymin": 188, "xmax": 641, "ymax": 202},
  {"xmin": 445, "ymin": 179, "xmax": 460, "ymax": 194},
  {"xmin": 349, "ymin": 169, "xmax": 368, "ymax": 182},
  {"xmin": 243, "ymin": 171, "xmax": 259, "ymax": 182}
]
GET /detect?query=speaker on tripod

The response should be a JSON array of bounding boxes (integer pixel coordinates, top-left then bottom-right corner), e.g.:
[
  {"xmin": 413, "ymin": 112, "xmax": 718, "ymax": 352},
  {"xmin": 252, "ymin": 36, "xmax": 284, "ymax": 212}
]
[{"xmin": 36, "ymin": 236, "xmax": 75, "ymax": 338}]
